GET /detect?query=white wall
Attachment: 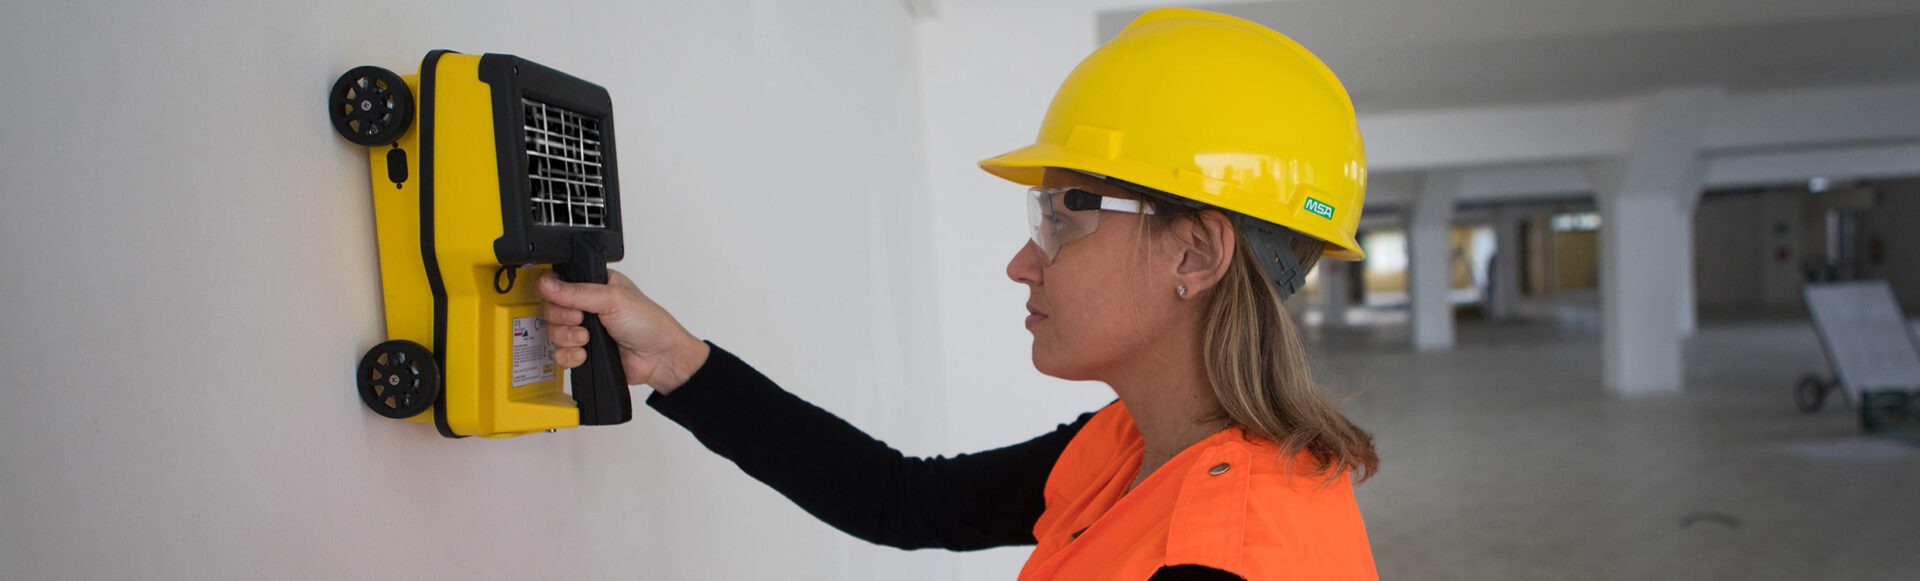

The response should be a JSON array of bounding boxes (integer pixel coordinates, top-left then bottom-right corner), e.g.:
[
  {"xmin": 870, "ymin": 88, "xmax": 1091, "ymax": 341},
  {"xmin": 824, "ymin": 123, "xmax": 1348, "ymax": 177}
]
[{"xmin": 0, "ymin": 1, "xmax": 953, "ymax": 579}]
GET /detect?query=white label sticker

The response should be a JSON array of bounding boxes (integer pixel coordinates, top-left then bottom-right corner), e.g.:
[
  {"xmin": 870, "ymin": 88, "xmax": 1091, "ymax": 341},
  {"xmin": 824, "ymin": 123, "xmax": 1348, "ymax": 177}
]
[{"xmin": 511, "ymin": 316, "xmax": 556, "ymax": 387}]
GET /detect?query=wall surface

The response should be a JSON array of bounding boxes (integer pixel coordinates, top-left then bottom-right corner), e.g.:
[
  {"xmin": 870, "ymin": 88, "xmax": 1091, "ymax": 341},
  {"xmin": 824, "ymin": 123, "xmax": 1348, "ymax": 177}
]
[
  {"xmin": 1754, "ymin": 189, "xmax": 1811, "ymax": 307},
  {"xmin": 1549, "ymin": 231, "xmax": 1599, "ymax": 292},
  {"xmin": 1693, "ymin": 183, "xmax": 1920, "ymax": 313},
  {"xmin": 0, "ymin": 1, "xmax": 954, "ymax": 579},
  {"xmin": 1694, "ymin": 188, "xmax": 1814, "ymax": 310},
  {"xmin": 1864, "ymin": 179, "xmax": 1920, "ymax": 311},
  {"xmin": 1693, "ymin": 193, "xmax": 1768, "ymax": 308}
]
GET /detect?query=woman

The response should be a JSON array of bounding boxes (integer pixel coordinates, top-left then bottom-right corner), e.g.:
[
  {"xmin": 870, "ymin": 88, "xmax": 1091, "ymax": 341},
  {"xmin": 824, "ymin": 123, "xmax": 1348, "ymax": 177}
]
[{"xmin": 536, "ymin": 8, "xmax": 1378, "ymax": 580}]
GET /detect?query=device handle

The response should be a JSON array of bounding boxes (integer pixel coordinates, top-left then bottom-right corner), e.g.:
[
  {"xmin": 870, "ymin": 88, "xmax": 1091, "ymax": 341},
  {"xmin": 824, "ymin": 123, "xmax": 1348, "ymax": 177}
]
[{"xmin": 554, "ymin": 235, "xmax": 633, "ymax": 426}]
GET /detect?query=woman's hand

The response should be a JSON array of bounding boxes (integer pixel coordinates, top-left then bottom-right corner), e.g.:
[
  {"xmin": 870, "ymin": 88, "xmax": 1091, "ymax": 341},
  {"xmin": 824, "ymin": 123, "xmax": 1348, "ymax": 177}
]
[{"xmin": 536, "ymin": 269, "xmax": 711, "ymax": 395}]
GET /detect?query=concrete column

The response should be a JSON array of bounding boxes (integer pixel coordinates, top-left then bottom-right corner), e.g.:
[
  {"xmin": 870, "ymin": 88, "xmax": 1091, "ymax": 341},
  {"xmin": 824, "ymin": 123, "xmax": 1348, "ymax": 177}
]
[
  {"xmin": 1318, "ymin": 260, "xmax": 1352, "ymax": 327},
  {"xmin": 1590, "ymin": 86, "xmax": 1721, "ymax": 397},
  {"xmin": 1489, "ymin": 207, "xmax": 1524, "ymax": 321},
  {"xmin": 1409, "ymin": 171, "xmax": 1459, "ymax": 351}
]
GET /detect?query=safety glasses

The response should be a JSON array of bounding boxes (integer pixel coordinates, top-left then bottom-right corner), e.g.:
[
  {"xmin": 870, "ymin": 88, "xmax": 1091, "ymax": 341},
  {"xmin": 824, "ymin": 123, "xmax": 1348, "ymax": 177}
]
[{"xmin": 1026, "ymin": 186, "xmax": 1156, "ymax": 265}]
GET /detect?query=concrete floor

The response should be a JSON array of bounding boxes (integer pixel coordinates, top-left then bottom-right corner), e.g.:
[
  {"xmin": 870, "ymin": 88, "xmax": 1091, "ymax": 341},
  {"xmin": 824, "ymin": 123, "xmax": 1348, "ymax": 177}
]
[{"xmin": 1308, "ymin": 299, "xmax": 1920, "ymax": 581}]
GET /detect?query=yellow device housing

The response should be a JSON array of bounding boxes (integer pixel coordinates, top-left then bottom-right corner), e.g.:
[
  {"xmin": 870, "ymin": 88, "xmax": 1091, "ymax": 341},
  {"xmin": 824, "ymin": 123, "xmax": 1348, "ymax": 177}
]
[{"xmin": 334, "ymin": 51, "xmax": 630, "ymax": 438}]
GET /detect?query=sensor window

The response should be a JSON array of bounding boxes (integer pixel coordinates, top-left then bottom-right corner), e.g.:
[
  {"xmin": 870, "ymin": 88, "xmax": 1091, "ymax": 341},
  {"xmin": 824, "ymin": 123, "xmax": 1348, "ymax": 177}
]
[{"xmin": 523, "ymin": 97, "xmax": 607, "ymax": 229}]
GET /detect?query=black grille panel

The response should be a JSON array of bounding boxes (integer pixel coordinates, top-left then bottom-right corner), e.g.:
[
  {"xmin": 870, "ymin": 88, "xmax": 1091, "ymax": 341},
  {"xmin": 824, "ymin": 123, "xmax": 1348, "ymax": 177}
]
[{"xmin": 523, "ymin": 97, "xmax": 606, "ymax": 229}]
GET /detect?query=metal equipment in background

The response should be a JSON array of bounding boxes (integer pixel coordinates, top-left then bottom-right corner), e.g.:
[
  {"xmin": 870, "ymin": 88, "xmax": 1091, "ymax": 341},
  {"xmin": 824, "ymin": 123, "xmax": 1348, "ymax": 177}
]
[{"xmin": 1798, "ymin": 280, "xmax": 1920, "ymax": 434}]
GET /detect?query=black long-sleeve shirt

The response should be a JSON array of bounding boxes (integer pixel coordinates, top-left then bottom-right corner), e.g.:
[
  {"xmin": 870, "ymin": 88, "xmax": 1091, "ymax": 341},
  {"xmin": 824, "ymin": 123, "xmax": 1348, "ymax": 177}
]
[{"xmin": 644, "ymin": 342, "xmax": 1244, "ymax": 581}]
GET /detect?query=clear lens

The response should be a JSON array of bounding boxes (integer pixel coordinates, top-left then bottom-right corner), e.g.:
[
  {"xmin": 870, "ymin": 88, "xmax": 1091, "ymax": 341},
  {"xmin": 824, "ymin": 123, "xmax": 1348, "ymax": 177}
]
[
  {"xmin": 1026, "ymin": 187, "xmax": 1100, "ymax": 265},
  {"xmin": 1027, "ymin": 188, "xmax": 1052, "ymax": 261}
]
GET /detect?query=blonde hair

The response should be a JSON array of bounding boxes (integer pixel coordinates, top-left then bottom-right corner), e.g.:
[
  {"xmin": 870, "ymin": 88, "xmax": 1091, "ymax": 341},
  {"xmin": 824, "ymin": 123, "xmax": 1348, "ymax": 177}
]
[{"xmin": 1142, "ymin": 203, "xmax": 1379, "ymax": 484}]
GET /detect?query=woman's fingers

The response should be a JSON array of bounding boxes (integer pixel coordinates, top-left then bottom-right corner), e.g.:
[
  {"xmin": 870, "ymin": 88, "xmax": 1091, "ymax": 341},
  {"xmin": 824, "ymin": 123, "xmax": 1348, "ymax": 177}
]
[
  {"xmin": 547, "ymin": 322, "xmax": 589, "ymax": 349},
  {"xmin": 553, "ymin": 346, "xmax": 586, "ymax": 369},
  {"xmin": 544, "ymin": 303, "xmax": 584, "ymax": 326}
]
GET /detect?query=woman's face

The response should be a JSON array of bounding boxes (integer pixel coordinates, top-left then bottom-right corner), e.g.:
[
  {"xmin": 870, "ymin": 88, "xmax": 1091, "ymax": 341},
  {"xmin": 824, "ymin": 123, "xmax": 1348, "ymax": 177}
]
[{"xmin": 1007, "ymin": 169, "xmax": 1182, "ymax": 381}]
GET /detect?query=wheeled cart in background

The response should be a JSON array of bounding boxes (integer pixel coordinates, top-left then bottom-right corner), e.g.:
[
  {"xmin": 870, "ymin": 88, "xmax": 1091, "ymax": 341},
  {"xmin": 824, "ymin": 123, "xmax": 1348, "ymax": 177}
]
[
  {"xmin": 328, "ymin": 51, "xmax": 631, "ymax": 438},
  {"xmin": 1797, "ymin": 280, "xmax": 1920, "ymax": 434}
]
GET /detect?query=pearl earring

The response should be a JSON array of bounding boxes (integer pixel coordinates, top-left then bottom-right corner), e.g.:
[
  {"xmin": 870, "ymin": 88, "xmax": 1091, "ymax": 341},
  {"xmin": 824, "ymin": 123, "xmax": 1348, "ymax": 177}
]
[{"xmin": 1177, "ymin": 284, "xmax": 1188, "ymax": 297}]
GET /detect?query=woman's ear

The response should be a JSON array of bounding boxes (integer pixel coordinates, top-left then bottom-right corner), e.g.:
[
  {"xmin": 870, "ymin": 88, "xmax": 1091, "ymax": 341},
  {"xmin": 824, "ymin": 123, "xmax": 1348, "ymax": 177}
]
[{"xmin": 1171, "ymin": 209, "xmax": 1237, "ymax": 299}]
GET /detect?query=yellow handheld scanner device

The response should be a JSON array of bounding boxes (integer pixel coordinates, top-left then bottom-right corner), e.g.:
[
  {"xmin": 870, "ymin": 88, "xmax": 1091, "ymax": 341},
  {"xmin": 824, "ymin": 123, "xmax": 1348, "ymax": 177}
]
[{"xmin": 329, "ymin": 51, "xmax": 629, "ymax": 438}]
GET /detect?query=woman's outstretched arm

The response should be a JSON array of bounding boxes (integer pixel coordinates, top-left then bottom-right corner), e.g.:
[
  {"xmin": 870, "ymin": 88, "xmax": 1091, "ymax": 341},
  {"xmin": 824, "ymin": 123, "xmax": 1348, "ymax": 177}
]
[{"xmin": 646, "ymin": 341, "xmax": 1096, "ymax": 551}]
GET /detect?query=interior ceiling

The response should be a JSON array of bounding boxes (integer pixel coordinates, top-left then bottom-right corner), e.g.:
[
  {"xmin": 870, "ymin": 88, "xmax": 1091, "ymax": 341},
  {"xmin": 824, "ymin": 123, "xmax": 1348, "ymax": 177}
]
[{"xmin": 1096, "ymin": 0, "xmax": 1920, "ymax": 112}]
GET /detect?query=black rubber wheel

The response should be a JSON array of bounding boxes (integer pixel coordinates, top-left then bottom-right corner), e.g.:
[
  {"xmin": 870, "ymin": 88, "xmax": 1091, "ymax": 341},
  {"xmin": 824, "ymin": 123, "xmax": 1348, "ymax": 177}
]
[
  {"xmin": 1794, "ymin": 374, "xmax": 1830, "ymax": 413},
  {"xmin": 357, "ymin": 339, "xmax": 440, "ymax": 419},
  {"xmin": 1861, "ymin": 391, "xmax": 1884, "ymax": 434},
  {"xmin": 329, "ymin": 66, "xmax": 413, "ymax": 146}
]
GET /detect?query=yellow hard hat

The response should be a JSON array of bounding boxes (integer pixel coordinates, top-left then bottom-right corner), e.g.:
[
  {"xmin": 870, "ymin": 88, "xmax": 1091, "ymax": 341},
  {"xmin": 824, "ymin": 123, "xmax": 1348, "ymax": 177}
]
[{"xmin": 980, "ymin": 7, "xmax": 1367, "ymax": 262}]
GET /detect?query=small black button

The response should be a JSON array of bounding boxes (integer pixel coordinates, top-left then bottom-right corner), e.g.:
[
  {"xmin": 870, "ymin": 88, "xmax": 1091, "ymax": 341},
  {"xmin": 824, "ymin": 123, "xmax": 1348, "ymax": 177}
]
[{"xmin": 386, "ymin": 147, "xmax": 408, "ymax": 187}]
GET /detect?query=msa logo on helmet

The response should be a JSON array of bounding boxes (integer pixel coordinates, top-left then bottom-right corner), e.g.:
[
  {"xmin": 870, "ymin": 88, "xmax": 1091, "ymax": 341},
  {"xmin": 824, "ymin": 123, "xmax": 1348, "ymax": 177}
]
[{"xmin": 1304, "ymin": 196, "xmax": 1336, "ymax": 220}]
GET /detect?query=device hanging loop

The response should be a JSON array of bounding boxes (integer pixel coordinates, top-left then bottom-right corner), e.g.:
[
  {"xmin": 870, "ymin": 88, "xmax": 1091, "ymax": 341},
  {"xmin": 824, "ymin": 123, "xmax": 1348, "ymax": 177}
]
[{"xmin": 494, "ymin": 264, "xmax": 520, "ymax": 294}]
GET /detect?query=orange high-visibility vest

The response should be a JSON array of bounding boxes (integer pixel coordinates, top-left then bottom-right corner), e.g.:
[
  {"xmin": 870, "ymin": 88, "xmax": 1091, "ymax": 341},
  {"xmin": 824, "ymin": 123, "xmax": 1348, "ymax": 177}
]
[{"xmin": 1017, "ymin": 402, "xmax": 1378, "ymax": 581}]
